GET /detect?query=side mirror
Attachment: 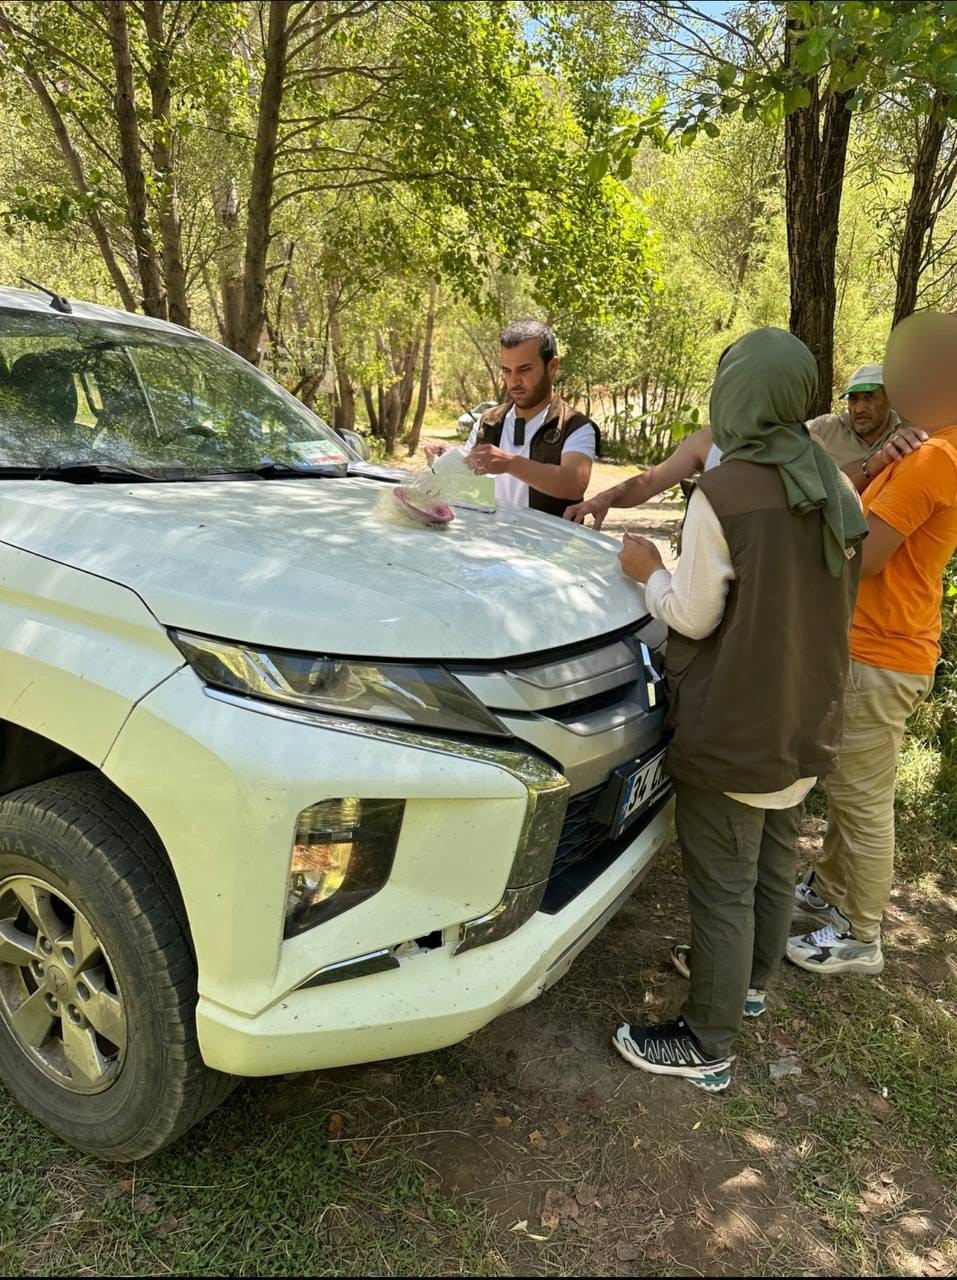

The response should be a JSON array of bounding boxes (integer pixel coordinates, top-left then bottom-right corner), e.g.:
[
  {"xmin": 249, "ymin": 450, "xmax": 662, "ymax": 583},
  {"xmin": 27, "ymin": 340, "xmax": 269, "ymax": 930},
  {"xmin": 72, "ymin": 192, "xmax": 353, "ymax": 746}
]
[{"xmin": 337, "ymin": 428, "xmax": 371, "ymax": 461}]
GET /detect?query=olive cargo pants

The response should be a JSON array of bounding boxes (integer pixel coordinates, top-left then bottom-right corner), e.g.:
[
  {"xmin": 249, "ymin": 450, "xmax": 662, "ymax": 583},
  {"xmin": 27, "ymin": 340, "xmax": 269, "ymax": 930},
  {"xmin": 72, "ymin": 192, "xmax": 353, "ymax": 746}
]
[{"xmin": 674, "ymin": 780, "xmax": 804, "ymax": 1060}]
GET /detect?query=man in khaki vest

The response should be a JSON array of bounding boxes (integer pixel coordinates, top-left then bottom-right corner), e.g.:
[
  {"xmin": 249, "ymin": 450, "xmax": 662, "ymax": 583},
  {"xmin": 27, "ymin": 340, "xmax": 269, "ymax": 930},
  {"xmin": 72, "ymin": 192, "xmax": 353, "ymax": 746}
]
[
  {"xmin": 430, "ymin": 320, "xmax": 598, "ymax": 517},
  {"xmin": 609, "ymin": 329, "xmax": 866, "ymax": 1092}
]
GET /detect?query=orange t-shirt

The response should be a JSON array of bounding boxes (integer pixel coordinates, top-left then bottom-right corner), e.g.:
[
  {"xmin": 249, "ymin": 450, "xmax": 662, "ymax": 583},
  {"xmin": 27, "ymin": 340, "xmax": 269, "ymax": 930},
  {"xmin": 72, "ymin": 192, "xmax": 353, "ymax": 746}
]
[{"xmin": 851, "ymin": 426, "xmax": 957, "ymax": 675}]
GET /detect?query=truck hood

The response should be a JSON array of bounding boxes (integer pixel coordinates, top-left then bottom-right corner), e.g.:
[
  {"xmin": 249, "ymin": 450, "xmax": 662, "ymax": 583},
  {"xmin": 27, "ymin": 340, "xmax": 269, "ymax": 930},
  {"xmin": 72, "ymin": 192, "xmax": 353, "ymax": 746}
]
[{"xmin": 0, "ymin": 478, "xmax": 648, "ymax": 660}]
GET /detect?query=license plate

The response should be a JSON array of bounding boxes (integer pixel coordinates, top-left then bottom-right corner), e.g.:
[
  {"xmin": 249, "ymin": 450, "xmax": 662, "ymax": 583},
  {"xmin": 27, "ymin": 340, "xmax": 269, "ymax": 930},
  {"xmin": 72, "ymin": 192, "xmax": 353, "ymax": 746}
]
[{"xmin": 612, "ymin": 749, "xmax": 671, "ymax": 838}]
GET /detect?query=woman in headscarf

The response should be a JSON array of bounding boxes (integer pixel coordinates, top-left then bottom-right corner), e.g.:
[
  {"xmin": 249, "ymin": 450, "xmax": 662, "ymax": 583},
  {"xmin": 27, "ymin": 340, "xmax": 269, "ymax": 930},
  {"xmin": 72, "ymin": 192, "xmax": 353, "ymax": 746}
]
[{"xmin": 613, "ymin": 327, "xmax": 868, "ymax": 1092}]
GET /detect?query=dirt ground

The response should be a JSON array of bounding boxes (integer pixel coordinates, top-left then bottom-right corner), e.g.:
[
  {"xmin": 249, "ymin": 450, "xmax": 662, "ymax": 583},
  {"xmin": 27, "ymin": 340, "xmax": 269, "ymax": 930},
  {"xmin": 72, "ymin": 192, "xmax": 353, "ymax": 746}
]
[{"xmin": 275, "ymin": 830, "xmax": 956, "ymax": 1277}]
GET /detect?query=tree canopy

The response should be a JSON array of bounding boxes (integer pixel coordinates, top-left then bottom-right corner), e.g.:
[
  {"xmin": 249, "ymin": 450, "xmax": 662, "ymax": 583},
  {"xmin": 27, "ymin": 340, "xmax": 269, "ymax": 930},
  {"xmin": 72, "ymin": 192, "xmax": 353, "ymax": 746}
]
[{"xmin": 0, "ymin": 1, "xmax": 955, "ymax": 457}]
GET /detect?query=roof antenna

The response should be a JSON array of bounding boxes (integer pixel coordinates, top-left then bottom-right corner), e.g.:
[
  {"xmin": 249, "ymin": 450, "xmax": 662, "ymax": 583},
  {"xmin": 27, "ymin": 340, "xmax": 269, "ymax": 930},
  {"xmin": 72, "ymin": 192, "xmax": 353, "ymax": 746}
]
[{"xmin": 19, "ymin": 276, "xmax": 72, "ymax": 314}]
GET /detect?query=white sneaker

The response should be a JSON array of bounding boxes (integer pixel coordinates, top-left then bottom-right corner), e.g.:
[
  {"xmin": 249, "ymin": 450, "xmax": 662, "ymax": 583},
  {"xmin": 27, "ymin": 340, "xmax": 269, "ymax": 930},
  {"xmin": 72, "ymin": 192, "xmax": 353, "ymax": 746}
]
[
  {"xmin": 786, "ymin": 923, "xmax": 884, "ymax": 975},
  {"xmin": 793, "ymin": 870, "xmax": 850, "ymax": 931}
]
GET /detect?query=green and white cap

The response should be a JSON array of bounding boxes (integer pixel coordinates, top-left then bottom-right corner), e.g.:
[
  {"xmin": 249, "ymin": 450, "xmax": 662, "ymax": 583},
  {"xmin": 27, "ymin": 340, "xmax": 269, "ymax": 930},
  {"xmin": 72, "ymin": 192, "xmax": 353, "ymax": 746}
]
[{"xmin": 842, "ymin": 363, "xmax": 883, "ymax": 395}]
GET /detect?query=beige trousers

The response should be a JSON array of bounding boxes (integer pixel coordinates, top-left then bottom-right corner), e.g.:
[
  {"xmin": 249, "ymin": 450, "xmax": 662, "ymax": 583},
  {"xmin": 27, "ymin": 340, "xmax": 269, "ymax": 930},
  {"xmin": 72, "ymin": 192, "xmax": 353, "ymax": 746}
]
[{"xmin": 815, "ymin": 660, "xmax": 934, "ymax": 943}]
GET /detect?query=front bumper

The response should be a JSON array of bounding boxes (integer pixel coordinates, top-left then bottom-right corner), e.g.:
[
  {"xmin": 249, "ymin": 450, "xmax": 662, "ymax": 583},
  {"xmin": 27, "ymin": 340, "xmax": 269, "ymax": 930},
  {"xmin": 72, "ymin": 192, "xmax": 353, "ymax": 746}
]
[
  {"xmin": 104, "ymin": 664, "xmax": 673, "ymax": 1077},
  {"xmin": 196, "ymin": 798, "xmax": 674, "ymax": 1075}
]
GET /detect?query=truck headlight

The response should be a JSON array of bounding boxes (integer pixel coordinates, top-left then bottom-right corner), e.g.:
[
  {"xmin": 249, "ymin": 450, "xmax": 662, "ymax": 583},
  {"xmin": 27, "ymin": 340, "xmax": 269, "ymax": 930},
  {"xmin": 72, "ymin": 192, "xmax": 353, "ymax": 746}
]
[
  {"xmin": 285, "ymin": 797, "xmax": 405, "ymax": 937},
  {"xmin": 170, "ymin": 630, "xmax": 507, "ymax": 737}
]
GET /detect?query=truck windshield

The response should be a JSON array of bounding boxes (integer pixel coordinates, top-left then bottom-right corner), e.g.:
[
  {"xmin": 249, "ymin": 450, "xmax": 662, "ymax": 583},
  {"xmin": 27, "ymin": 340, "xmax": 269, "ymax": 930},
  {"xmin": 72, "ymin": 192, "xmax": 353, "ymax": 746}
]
[{"xmin": 0, "ymin": 309, "xmax": 354, "ymax": 478}]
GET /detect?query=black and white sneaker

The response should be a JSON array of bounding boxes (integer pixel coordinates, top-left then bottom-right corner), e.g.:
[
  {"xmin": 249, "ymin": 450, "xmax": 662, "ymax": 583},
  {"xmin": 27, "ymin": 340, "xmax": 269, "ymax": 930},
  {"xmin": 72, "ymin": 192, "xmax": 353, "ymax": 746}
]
[
  {"xmin": 669, "ymin": 943, "xmax": 766, "ymax": 1017},
  {"xmin": 786, "ymin": 923, "xmax": 884, "ymax": 975},
  {"xmin": 612, "ymin": 1018, "xmax": 732, "ymax": 1091}
]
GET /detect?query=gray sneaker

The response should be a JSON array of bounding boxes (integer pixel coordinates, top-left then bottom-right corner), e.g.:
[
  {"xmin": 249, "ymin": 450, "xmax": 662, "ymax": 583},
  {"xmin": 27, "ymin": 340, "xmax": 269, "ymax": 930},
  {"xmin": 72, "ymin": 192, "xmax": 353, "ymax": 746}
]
[
  {"xmin": 786, "ymin": 923, "xmax": 884, "ymax": 975},
  {"xmin": 793, "ymin": 869, "xmax": 850, "ymax": 931}
]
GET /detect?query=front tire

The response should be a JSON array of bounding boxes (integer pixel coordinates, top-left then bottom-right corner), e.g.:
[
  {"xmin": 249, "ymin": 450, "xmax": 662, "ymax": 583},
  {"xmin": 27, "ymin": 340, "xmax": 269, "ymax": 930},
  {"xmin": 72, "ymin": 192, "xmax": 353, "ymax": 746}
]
[{"xmin": 0, "ymin": 773, "xmax": 235, "ymax": 1160}]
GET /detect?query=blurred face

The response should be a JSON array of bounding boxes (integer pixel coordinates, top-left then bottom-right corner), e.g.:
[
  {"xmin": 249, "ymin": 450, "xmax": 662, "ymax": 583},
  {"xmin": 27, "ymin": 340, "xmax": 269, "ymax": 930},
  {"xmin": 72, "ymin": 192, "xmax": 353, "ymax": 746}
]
[
  {"xmin": 847, "ymin": 387, "xmax": 891, "ymax": 438},
  {"xmin": 500, "ymin": 339, "xmax": 558, "ymax": 411},
  {"xmin": 884, "ymin": 310, "xmax": 957, "ymax": 430}
]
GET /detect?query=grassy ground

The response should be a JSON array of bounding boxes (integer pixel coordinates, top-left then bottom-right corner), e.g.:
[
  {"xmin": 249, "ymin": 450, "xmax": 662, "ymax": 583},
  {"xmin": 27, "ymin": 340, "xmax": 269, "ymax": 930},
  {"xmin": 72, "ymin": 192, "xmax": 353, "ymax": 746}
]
[
  {"xmin": 3, "ymin": 823, "xmax": 953, "ymax": 1277},
  {"xmin": 2, "ymin": 486, "xmax": 955, "ymax": 1278}
]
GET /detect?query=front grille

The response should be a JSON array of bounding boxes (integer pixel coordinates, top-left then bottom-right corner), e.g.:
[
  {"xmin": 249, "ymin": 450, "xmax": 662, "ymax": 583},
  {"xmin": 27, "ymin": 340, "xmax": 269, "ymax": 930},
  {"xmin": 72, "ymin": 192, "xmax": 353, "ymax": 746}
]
[
  {"xmin": 540, "ymin": 785, "xmax": 672, "ymax": 915},
  {"xmin": 551, "ymin": 783, "xmax": 607, "ymax": 876}
]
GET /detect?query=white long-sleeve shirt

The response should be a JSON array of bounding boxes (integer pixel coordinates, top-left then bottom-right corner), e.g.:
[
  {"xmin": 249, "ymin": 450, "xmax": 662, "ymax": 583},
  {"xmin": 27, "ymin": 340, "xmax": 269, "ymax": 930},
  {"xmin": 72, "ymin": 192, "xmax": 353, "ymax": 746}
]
[{"xmin": 644, "ymin": 487, "xmax": 815, "ymax": 811}]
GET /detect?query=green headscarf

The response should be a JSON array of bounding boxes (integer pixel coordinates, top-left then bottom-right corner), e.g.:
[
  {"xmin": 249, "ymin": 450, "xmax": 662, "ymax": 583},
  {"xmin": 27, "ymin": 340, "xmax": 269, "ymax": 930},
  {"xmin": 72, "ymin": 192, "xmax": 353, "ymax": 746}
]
[{"xmin": 710, "ymin": 327, "xmax": 869, "ymax": 576}]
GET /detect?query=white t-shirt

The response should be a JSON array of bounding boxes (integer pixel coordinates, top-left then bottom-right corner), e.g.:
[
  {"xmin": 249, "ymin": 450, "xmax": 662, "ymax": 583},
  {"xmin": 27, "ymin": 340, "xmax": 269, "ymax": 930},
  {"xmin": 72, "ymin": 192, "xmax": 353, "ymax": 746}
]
[
  {"xmin": 704, "ymin": 441, "xmax": 722, "ymax": 471},
  {"xmin": 467, "ymin": 404, "xmax": 597, "ymax": 508}
]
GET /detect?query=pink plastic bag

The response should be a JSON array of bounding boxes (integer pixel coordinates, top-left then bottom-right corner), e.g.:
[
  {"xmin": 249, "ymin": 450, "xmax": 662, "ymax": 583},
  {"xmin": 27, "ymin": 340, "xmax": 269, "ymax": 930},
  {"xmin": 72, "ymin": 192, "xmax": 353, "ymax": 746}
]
[{"xmin": 391, "ymin": 486, "xmax": 455, "ymax": 526}]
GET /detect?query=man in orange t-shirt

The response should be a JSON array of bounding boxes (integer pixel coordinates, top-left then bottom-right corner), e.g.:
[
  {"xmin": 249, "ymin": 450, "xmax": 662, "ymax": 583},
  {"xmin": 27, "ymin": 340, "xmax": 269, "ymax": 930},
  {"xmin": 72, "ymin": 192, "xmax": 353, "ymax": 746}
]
[{"xmin": 787, "ymin": 420, "xmax": 957, "ymax": 976}]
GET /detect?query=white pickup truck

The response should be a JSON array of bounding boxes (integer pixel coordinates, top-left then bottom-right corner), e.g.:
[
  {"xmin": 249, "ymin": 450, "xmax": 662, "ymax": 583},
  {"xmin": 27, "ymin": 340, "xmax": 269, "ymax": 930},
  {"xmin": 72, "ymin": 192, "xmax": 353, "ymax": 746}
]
[{"xmin": 0, "ymin": 286, "xmax": 674, "ymax": 1159}]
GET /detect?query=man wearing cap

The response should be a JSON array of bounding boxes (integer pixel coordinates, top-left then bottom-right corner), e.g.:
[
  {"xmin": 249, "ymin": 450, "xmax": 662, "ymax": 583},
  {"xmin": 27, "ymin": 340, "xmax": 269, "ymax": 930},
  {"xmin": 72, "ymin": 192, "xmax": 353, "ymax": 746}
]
[{"xmin": 808, "ymin": 363, "xmax": 914, "ymax": 480}]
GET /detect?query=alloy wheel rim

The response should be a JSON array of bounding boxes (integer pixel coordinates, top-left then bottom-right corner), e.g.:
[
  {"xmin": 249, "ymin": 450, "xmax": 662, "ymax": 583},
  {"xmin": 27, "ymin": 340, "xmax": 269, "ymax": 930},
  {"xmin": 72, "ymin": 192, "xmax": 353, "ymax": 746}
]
[{"xmin": 0, "ymin": 875, "xmax": 126, "ymax": 1093}]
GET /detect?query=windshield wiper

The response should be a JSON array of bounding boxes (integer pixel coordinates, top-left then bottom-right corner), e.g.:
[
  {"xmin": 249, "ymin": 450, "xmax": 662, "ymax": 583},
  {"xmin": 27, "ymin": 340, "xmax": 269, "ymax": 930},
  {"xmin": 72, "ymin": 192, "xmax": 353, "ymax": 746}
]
[
  {"xmin": 39, "ymin": 462, "xmax": 169, "ymax": 483},
  {"xmin": 347, "ymin": 461, "xmax": 406, "ymax": 483},
  {"xmin": 251, "ymin": 460, "xmax": 348, "ymax": 478},
  {"xmin": 0, "ymin": 464, "xmax": 160, "ymax": 483}
]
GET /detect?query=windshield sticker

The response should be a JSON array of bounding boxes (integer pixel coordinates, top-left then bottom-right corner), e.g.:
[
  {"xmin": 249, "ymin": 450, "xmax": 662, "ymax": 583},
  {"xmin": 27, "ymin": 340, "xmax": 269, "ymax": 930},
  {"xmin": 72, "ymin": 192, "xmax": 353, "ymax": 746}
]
[{"xmin": 289, "ymin": 439, "xmax": 349, "ymax": 466}]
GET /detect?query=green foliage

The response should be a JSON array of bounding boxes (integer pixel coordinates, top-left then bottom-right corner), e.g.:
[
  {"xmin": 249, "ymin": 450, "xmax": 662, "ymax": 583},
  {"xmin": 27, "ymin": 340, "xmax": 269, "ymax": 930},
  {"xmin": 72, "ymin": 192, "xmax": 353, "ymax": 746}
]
[{"xmin": 593, "ymin": 3, "xmax": 957, "ymax": 166}]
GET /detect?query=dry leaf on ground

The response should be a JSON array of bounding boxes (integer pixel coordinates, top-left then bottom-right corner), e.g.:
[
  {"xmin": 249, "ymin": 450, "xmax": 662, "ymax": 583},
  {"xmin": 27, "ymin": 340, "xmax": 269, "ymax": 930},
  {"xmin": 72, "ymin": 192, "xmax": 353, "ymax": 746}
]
[{"xmin": 540, "ymin": 1188, "xmax": 580, "ymax": 1230}]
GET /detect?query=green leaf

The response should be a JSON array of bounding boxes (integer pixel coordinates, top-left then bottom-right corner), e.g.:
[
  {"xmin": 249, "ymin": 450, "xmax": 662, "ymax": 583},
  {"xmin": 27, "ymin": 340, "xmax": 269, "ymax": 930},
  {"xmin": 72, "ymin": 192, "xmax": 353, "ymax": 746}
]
[
  {"xmin": 716, "ymin": 64, "xmax": 736, "ymax": 90},
  {"xmin": 587, "ymin": 151, "xmax": 610, "ymax": 183},
  {"xmin": 782, "ymin": 84, "xmax": 813, "ymax": 114}
]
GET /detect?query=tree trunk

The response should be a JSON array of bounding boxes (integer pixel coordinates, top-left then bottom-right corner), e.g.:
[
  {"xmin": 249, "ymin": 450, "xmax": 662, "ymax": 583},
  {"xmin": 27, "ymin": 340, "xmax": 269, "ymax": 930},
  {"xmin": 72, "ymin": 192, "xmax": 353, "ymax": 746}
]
[
  {"xmin": 463, "ymin": 324, "xmax": 500, "ymax": 396},
  {"xmin": 397, "ymin": 333, "xmax": 421, "ymax": 435},
  {"xmin": 0, "ymin": 10, "xmax": 136, "ymax": 311},
  {"xmin": 361, "ymin": 384, "xmax": 380, "ymax": 435},
  {"xmin": 293, "ymin": 373, "xmax": 322, "ymax": 408},
  {"xmin": 211, "ymin": 178, "xmax": 244, "ymax": 349},
  {"xmin": 106, "ymin": 1, "xmax": 166, "ymax": 318},
  {"xmin": 374, "ymin": 329, "xmax": 389, "ymax": 438},
  {"xmin": 142, "ymin": 0, "xmax": 190, "ymax": 328},
  {"xmin": 408, "ymin": 279, "xmax": 438, "ymax": 454},
  {"xmin": 237, "ymin": 0, "xmax": 290, "ymax": 363},
  {"xmin": 784, "ymin": 18, "xmax": 854, "ymax": 416},
  {"xmin": 382, "ymin": 383, "xmax": 401, "ymax": 453},
  {"xmin": 894, "ymin": 91, "xmax": 951, "ymax": 326},
  {"xmin": 329, "ymin": 302, "xmax": 356, "ymax": 434}
]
